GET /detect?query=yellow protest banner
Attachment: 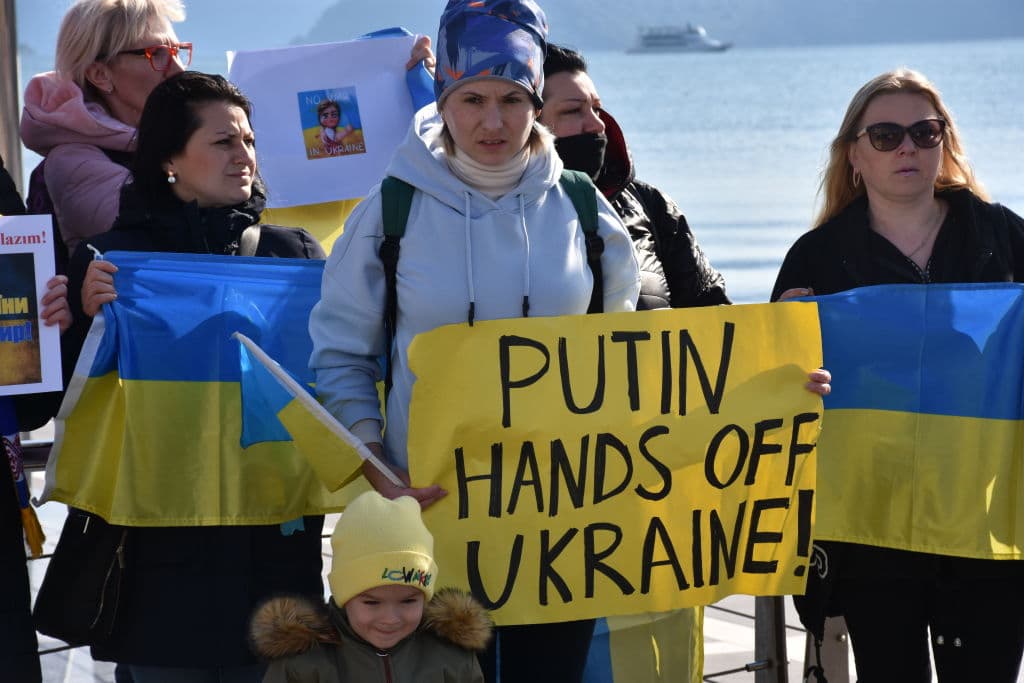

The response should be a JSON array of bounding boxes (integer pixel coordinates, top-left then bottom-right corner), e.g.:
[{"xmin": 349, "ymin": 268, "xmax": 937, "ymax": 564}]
[{"xmin": 408, "ymin": 302, "xmax": 823, "ymax": 625}]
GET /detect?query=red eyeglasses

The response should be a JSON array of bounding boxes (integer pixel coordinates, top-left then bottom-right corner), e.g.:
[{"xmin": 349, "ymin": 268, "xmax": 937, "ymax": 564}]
[{"xmin": 111, "ymin": 42, "xmax": 193, "ymax": 71}]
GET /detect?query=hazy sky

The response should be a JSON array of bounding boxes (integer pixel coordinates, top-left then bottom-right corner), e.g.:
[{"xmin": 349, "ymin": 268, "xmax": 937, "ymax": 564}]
[{"xmin": 16, "ymin": 0, "xmax": 340, "ymax": 58}]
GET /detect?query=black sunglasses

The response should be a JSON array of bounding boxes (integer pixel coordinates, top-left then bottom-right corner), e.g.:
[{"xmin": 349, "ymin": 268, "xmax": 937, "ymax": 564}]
[{"xmin": 855, "ymin": 118, "xmax": 946, "ymax": 152}]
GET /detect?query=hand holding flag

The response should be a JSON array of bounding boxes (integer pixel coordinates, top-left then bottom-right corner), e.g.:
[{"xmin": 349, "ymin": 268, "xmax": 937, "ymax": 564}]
[{"xmin": 234, "ymin": 332, "xmax": 402, "ymax": 489}]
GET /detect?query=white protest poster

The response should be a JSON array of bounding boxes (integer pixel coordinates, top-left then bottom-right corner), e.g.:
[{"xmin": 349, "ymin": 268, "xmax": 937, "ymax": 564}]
[
  {"xmin": 0, "ymin": 215, "xmax": 61, "ymax": 396},
  {"xmin": 229, "ymin": 35, "xmax": 418, "ymax": 208}
]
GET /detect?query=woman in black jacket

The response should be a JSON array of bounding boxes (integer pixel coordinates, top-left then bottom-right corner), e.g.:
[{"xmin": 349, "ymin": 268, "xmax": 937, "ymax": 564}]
[
  {"xmin": 773, "ymin": 68, "xmax": 1024, "ymax": 683},
  {"xmin": 539, "ymin": 43, "xmax": 730, "ymax": 311},
  {"xmin": 1, "ymin": 154, "xmax": 40, "ymax": 683},
  {"xmin": 67, "ymin": 72, "xmax": 325, "ymax": 682},
  {"xmin": 2, "ymin": 154, "xmax": 73, "ymax": 683}
]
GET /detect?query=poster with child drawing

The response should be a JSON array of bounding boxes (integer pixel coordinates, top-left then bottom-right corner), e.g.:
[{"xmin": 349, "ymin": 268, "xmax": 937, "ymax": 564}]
[
  {"xmin": 298, "ymin": 87, "xmax": 366, "ymax": 159},
  {"xmin": 0, "ymin": 215, "xmax": 61, "ymax": 395},
  {"xmin": 228, "ymin": 35, "xmax": 419, "ymax": 208}
]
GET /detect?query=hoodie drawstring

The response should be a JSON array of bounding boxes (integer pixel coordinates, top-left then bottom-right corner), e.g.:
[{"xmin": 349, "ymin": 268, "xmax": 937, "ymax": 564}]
[
  {"xmin": 462, "ymin": 192, "xmax": 532, "ymax": 324},
  {"xmin": 462, "ymin": 192, "xmax": 476, "ymax": 326},
  {"xmin": 519, "ymin": 194, "xmax": 531, "ymax": 318}
]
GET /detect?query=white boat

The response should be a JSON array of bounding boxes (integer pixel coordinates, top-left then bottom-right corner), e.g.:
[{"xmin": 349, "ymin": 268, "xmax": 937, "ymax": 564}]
[{"xmin": 627, "ymin": 24, "xmax": 732, "ymax": 53}]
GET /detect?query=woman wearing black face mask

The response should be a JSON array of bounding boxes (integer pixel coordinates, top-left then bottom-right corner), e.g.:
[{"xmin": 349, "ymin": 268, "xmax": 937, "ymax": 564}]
[{"xmin": 540, "ymin": 43, "xmax": 730, "ymax": 310}]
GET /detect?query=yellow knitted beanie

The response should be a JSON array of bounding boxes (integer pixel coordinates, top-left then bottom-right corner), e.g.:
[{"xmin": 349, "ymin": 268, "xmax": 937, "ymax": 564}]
[{"xmin": 329, "ymin": 491, "xmax": 438, "ymax": 607}]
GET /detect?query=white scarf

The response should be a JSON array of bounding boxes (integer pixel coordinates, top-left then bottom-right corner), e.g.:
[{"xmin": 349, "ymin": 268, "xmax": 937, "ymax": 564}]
[{"xmin": 447, "ymin": 144, "xmax": 531, "ymax": 199}]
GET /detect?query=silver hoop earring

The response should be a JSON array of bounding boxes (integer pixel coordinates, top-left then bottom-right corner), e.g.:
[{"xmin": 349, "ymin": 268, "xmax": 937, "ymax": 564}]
[
  {"xmin": 167, "ymin": 171, "xmax": 177, "ymax": 185},
  {"xmin": 852, "ymin": 169, "xmax": 862, "ymax": 188}
]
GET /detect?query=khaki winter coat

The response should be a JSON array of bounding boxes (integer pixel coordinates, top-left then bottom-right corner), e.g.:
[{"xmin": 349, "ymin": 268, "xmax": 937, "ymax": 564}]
[{"xmin": 251, "ymin": 588, "xmax": 491, "ymax": 682}]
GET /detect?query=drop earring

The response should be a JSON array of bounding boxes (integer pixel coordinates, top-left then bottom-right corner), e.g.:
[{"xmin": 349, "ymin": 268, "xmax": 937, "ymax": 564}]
[{"xmin": 167, "ymin": 170, "xmax": 177, "ymax": 184}]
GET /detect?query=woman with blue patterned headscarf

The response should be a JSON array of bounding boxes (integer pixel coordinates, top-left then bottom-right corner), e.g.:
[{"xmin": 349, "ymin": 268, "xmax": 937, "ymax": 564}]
[{"xmin": 309, "ymin": 2, "xmax": 642, "ymax": 681}]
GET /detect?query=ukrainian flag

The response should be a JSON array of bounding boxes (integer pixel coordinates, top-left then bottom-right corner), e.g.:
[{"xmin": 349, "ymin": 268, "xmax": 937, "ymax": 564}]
[
  {"xmin": 40, "ymin": 251, "xmax": 355, "ymax": 526},
  {"xmin": 813, "ymin": 282, "xmax": 1024, "ymax": 560},
  {"xmin": 585, "ymin": 610, "xmax": 703, "ymax": 683},
  {"xmin": 263, "ymin": 199, "xmax": 361, "ymax": 251},
  {"xmin": 235, "ymin": 332, "xmax": 395, "ymax": 493}
]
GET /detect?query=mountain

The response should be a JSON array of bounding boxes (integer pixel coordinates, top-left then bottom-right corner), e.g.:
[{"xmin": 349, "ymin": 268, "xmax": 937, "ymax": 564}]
[
  {"xmin": 295, "ymin": 0, "xmax": 1024, "ymax": 50},
  {"xmin": 12, "ymin": 0, "xmax": 1024, "ymax": 74}
]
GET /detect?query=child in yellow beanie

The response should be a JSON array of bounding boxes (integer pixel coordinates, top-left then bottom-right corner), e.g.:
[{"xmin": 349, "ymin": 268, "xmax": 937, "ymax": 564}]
[{"xmin": 251, "ymin": 491, "xmax": 491, "ymax": 682}]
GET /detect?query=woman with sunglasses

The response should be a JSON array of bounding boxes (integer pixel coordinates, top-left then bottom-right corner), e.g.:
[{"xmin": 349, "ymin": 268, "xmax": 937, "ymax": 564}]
[
  {"xmin": 773, "ymin": 69, "xmax": 1024, "ymax": 682},
  {"xmin": 21, "ymin": 0, "xmax": 191, "ymax": 259}
]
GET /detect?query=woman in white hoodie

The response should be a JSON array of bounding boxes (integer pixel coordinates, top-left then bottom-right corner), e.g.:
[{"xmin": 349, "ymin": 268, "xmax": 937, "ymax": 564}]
[{"xmin": 308, "ymin": 2, "xmax": 640, "ymax": 681}]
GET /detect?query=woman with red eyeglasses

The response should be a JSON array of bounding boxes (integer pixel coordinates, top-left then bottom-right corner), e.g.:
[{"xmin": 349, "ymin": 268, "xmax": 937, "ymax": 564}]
[
  {"xmin": 773, "ymin": 69, "xmax": 1024, "ymax": 682},
  {"xmin": 21, "ymin": 0, "xmax": 191, "ymax": 260}
]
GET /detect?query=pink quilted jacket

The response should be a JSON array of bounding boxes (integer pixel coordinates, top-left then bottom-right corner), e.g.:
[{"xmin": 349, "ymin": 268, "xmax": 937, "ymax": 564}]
[{"xmin": 21, "ymin": 72, "xmax": 137, "ymax": 255}]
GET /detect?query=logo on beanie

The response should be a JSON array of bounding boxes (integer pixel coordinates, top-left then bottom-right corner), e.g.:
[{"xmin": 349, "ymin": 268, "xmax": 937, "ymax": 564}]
[{"xmin": 382, "ymin": 566, "xmax": 433, "ymax": 588}]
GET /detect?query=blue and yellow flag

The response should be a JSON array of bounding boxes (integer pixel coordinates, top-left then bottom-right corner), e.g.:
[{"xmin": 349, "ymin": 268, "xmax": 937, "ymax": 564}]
[
  {"xmin": 40, "ymin": 251, "xmax": 354, "ymax": 526},
  {"xmin": 585, "ymin": 609, "xmax": 703, "ymax": 683},
  {"xmin": 813, "ymin": 282, "xmax": 1024, "ymax": 559},
  {"xmin": 235, "ymin": 332, "xmax": 400, "ymax": 493}
]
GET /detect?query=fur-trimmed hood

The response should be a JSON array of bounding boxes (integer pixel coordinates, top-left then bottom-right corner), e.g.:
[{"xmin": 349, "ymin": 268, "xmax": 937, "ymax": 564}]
[{"xmin": 251, "ymin": 587, "xmax": 492, "ymax": 660}]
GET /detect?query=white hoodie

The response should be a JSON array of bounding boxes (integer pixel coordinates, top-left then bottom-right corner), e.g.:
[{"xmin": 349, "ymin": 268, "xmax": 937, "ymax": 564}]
[{"xmin": 309, "ymin": 104, "xmax": 640, "ymax": 471}]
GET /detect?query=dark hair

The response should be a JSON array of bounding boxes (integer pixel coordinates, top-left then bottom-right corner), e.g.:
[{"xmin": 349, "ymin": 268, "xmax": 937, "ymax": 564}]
[
  {"xmin": 543, "ymin": 43, "xmax": 587, "ymax": 78},
  {"xmin": 131, "ymin": 71, "xmax": 264, "ymax": 206}
]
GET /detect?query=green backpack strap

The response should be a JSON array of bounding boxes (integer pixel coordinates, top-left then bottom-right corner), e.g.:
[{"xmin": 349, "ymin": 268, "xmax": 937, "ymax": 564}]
[
  {"xmin": 559, "ymin": 169, "xmax": 604, "ymax": 313},
  {"xmin": 380, "ymin": 176, "xmax": 415, "ymax": 393},
  {"xmin": 381, "ymin": 176, "xmax": 415, "ymax": 238},
  {"xmin": 378, "ymin": 171, "xmax": 603, "ymax": 394}
]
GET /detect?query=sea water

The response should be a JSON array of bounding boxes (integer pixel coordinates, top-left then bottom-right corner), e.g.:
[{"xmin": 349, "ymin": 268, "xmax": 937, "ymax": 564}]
[
  {"xmin": 17, "ymin": 39, "xmax": 1024, "ymax": 303},
  {"xmin": 584, "ymin": 38, "xmax": 1024, "ymax": 302}
]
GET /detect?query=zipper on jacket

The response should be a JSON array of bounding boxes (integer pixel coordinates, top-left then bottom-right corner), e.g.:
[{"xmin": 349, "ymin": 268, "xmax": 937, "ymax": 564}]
[
  {"xmin": 377, "ymin": 650, "xmax": 393, "ymax": 683},
  {"xmin": 91, "ymin": 529, "xmax": 127, "ymax": 632}
]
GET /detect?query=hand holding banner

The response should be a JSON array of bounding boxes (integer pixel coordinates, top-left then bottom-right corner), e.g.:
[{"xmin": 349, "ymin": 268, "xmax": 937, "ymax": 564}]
[
  {"xmin": 407, "ymin": 302, "xmax": 824, "ymax": 624},
  {"xmin": 234, "ymin": 331, "xmax": 402, "ymax": 489}
]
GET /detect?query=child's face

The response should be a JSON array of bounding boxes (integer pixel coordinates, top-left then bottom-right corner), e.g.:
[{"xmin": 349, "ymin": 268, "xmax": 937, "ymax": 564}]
[
  {"xmin": 344, "ymin": 585, "xmax": 425, "ymax": 650},
  {"xmin": 320, "ymin": 107, "xmax": 340, "ymax": 128}
]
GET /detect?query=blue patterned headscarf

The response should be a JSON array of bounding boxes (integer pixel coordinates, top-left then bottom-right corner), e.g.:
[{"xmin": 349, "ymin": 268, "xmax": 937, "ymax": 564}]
[{"xmin": 435, "ymin": 0, "xmax": 548, "ymax": 108}]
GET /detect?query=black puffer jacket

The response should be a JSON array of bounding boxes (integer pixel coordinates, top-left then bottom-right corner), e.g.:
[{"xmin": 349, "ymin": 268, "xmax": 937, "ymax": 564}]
[
  {"xmin": 65, "ymin": 184, "xmax": 328, "ymax": 668},
  {"xmin": 0, "ymin": 155, "xmax": 42, "ymax": 683},
  {"xmin": 596, "ymin": 110, "xmax": 730, "ymax": 309},
  {"xmin": 0, "ymin": 154, "xmax": 25, "ymax": 215}
]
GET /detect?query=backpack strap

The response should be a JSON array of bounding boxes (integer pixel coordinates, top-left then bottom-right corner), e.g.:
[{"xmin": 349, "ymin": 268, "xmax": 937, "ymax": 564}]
[
  {"xmin": 237, "ymin": 226, "xmax": 261, "ymax": 256},
  {"xmin": 377, "ymin": 172, "xmax": 603, "ymax": 392},
  {"xmin": 558, "ymin": 169, "xmax": 604, "ymax": 314},
  {"xmin": 379, "ymin": 176, "xmax": 415, "ymax": 394}
]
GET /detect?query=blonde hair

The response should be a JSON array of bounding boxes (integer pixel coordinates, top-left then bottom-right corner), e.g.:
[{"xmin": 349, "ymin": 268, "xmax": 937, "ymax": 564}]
[
  {"xmin": 55, "ymin": 0, "xmax": 186, "ymax": 99},
  {"xmin": 815, "ymin": 67, "xmax": 987, "ymax": 227}
]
